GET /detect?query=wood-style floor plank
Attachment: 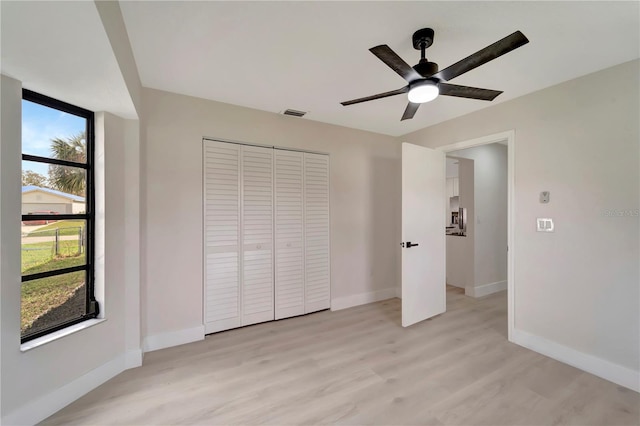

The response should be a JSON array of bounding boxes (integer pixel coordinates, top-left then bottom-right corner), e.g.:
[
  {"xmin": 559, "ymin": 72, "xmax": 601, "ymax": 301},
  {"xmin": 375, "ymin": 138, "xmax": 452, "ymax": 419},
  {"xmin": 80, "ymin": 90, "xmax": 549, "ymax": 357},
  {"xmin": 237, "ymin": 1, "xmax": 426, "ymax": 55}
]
[{"xmin": 43, "ymin": 288, "xmax": 639, "ymax": 425}]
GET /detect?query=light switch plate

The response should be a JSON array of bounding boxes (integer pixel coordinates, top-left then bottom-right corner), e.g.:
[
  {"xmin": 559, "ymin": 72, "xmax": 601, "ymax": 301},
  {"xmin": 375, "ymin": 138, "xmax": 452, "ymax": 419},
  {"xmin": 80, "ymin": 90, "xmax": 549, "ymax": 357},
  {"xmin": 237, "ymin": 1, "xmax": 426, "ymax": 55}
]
[{"xmin": 537, "ymin": 218, "xmax": 554, "ymax": 232}]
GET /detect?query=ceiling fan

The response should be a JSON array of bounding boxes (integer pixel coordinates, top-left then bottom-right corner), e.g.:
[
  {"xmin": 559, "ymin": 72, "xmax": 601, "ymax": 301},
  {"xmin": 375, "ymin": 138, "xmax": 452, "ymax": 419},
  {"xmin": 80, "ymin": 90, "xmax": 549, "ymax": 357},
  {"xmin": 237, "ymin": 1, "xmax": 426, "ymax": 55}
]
[{"xmin": 341, "ymin": 28, "xmax": 529, "ymax": 121}]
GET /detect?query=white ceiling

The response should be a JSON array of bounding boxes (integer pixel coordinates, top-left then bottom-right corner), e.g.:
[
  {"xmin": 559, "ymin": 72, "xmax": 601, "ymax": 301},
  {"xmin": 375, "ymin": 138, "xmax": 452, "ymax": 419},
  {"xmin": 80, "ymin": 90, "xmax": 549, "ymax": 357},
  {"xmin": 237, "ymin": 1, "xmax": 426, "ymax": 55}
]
[
  {"xmin": 2, "ymin": 2, "xmax": 637, "ymax": 136},
  {"xmin": 1, "ymin": 1, "xmax": 137, "ymax": 119},
  {"xmin": 120, "ymin": 1, "xmax": 639, "ymax": 136}
]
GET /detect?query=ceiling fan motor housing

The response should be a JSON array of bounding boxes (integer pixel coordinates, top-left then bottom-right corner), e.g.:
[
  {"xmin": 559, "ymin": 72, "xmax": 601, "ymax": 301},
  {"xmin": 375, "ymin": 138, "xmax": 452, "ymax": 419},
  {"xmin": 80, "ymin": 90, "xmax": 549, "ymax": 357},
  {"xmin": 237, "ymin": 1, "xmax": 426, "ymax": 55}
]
[{"xmin": 413, "ymin": 61, "xmax": 439, "ymax": 78}]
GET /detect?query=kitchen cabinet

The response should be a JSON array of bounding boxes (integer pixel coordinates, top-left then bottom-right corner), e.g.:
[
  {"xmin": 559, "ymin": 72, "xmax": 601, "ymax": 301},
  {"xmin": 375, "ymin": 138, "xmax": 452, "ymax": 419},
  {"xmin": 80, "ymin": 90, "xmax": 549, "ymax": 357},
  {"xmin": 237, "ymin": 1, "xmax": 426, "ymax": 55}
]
[{"xmin": 446, "ymin": 177, "xmax": 459, "ymax": 198}]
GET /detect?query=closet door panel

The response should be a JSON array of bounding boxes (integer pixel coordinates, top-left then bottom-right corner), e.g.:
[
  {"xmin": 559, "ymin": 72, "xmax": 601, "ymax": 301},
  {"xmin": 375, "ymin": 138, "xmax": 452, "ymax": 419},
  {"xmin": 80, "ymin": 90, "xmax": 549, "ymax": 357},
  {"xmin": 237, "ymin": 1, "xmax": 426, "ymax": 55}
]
[
  {"xmin": 304, "ymin": 153, "xmax": 330, "ymax": 313},
  {"xmin": 274, "ymin": 150, "xmax": 305, "ymax": 319},
  {"xmin": 241, "ymin": 146, "xmax": 275, "ymax": 326},
  {"xmin": 204, "ymin": 141, "xmax": 241, "ymax": 333}
]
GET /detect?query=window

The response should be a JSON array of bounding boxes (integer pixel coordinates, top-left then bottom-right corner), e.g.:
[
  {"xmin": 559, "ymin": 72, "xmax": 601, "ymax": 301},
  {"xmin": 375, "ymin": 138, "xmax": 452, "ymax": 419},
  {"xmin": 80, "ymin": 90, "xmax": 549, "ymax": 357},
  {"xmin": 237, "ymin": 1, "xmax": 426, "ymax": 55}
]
[{"xmin": 21, "ymin": 89, "xmax": 98, "ymax": 343}]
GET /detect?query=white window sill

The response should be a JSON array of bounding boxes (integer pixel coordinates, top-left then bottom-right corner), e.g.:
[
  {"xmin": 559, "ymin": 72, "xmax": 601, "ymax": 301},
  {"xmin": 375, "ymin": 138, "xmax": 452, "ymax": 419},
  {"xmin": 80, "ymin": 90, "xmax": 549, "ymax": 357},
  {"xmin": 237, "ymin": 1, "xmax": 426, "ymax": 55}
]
[{"xmin": 20, "ymin": 318, "xmax": 106, "ymax": 352}]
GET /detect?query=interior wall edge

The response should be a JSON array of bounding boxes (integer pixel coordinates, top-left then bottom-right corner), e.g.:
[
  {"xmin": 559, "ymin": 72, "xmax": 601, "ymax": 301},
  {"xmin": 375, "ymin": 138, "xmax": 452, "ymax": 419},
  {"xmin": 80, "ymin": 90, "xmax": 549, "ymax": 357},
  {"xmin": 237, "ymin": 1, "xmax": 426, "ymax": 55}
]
[
  {"xmin": 142, "ymin": 325, "xmax": 205, "ymax": 353},
  {"xmin": 331, "ymin": 287, "xmax": 397, "ymax": 311},
  {"xmin": 465, "ymin": 280, "xmax": 507, "ymax": 298},
  {"xmin": 0, "ymin": 73, "xmax": 24, "ymax": 424},
  {"xmin": 511, "ymin": 328, "xmax": 640, "ymax": 392},
  {"xmin": 125, "ymin": 348, "xmax": 143, "ymax": 369},
  {"xmin": 0, "ymin": 352, "xmax": 128, "ymax": 426},
  {"xmin": 93, "ymin": 0, "xmax": 143, "ymax": 116}
]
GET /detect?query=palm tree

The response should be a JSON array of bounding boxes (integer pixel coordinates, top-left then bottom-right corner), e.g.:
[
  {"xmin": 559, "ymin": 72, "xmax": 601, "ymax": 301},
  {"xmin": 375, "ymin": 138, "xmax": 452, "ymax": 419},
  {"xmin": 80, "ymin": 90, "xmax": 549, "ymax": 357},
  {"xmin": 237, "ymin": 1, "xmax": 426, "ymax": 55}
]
[{"xmin": 48, "ymin": 132, "xmax": 86, "ymax": 196}]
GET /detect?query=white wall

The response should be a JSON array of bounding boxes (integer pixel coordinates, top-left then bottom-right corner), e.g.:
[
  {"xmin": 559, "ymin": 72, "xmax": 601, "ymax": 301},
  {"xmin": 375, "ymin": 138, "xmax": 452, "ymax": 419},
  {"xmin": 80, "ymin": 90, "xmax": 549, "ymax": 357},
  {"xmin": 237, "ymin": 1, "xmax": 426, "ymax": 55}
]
[
  {"xmin": 0, "ymin": 74, "xmax": 23, "ymax": 425},
  {"xmin": 403, "ymin": 59, "xmax": 640, "ymax": 385},
  {"xmin": 141, "ymin": 88, "xmax": 401, "ymax": 344},
  {"xmin": 0, "ymin": 78, "xmax": 141, "ymax": 423},
  {"xmin": 95, "ymin": 0, "xmax": 143, "ymax": 363},
  {"xmin": 1, "ymin": 4, "xmax": 144, "ymax": 421},
  {"xmin": 122, "ymin": 119, "xmax": 142, "ymax": 362},
  {"xmin": 94, "ymin": 0, "xmax": 142, "ymax": 114},
  {"xmin": 452, "ymin": 143, "xmax": 508, "ymax": 295}
]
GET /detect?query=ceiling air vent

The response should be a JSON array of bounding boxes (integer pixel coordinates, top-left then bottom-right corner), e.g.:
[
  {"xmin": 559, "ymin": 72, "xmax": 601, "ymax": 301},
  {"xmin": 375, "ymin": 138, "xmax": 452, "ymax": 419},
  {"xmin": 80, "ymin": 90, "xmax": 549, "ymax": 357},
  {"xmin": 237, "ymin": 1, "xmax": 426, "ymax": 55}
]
[{"xmin": 282, "ymin": 109, "xmax": 307, "ymax": 118}]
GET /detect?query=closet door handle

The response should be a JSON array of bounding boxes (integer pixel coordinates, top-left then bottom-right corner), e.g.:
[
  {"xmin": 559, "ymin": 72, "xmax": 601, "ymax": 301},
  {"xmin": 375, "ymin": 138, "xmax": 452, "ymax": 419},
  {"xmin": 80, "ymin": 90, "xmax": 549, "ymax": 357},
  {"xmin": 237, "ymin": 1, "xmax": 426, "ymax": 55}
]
[{"xmin": 406, "ymin": 242, "xmax": 419, "ymax": 248}]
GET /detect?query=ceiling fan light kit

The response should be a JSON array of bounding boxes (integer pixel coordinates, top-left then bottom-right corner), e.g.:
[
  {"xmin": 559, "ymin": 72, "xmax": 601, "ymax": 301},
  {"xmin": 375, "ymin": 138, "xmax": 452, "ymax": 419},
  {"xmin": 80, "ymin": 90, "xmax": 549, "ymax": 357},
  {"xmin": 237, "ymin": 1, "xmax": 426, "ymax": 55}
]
[
  {"xmin": 408, "ymin": 80, "xmax": 439, "ymax": 103},
  {"xmin": 341, "ymin": 27, "xmax": 529, "ymax": 121}
]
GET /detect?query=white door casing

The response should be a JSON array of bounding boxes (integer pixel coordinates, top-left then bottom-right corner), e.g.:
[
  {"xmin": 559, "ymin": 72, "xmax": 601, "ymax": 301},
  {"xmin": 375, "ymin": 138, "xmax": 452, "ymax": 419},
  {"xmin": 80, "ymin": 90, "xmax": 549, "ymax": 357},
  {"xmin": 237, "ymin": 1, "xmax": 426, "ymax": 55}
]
[{"xmin": 401, "ymin": 142, "xmax": 446, "ymax": 327}]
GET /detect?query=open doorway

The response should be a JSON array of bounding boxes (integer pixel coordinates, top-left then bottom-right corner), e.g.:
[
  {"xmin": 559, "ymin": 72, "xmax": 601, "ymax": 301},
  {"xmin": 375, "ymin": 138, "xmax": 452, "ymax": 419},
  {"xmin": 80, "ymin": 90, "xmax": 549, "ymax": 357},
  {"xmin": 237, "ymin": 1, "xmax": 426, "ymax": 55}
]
[
  {"xmin": 439, "ymin": 131, "xmax": 515, "ymax": 339},
  {"xmin": 399, "ymin": 131, "xmax": 515, "ymax": 337}
]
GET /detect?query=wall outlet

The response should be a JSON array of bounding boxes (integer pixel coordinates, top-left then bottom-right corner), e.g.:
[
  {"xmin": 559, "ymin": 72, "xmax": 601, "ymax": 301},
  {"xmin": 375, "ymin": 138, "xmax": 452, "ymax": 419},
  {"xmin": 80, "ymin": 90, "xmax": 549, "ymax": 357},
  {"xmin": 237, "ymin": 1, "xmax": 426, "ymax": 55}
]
[
  {"xmin": 540, "ymin": 191, "xmax": 550, "ymax": 203},
  {"xmin": 537, "ymin": 218, "xmax": 554, "ymax": 232}
]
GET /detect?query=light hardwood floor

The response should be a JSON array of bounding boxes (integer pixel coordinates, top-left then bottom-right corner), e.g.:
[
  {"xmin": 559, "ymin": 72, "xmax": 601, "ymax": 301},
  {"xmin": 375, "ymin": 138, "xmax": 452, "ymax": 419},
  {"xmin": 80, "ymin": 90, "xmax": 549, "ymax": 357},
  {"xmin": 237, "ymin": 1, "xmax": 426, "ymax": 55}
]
[{"xmin": 44, "ymin": 287, "xmax": 639, "ymax": 425}]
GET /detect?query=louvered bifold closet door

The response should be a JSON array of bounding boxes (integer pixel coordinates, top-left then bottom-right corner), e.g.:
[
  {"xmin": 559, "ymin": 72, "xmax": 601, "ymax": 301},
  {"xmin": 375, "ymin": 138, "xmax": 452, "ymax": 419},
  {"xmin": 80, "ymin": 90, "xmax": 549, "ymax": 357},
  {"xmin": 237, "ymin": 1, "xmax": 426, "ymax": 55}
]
[
  {"xmin": 204, "ymin": 141, "xmax": 241, "ymax": 334},
  {"xmin": 241, "ymin": 145, "xmax": 275, "ymax": 326},
  {"xmin": 274, "ymin": 150, "xmax": 305, "ymax": 319},
  {"xmin": 304, "ymin": 153, "xmax": 330, "ymax": 313}
]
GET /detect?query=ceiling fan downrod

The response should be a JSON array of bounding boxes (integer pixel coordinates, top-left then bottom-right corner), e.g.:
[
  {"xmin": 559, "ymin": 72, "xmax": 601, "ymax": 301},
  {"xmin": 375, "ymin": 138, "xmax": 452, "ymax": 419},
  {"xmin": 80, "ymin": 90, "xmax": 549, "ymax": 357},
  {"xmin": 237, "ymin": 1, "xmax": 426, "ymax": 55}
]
[{"xmin": 413, "ymin": 28, "xmax": 439, "ymax": 78}]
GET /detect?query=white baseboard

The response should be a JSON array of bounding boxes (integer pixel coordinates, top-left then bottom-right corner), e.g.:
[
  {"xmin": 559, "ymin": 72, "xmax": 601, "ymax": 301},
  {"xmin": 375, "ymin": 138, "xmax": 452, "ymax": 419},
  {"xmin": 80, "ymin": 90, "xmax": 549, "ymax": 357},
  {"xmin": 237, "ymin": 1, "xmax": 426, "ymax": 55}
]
[
  {"xmin": 331, "ymin": 287, "xmax": 396, "ymax": 311},
  {"xmin": 142, "ymin": 325, "xmax": 205, "ymax": 353},
  {"xmin": 1, "ymin": 353, "xmax": 127, "ymax": 426},
  {"xmin": 466, "ymin": 280, "xmax": 507, "ymax": 298},
  {"xmin": 511, "ymin": 328, "xmax": 640, "ymax": 392}
]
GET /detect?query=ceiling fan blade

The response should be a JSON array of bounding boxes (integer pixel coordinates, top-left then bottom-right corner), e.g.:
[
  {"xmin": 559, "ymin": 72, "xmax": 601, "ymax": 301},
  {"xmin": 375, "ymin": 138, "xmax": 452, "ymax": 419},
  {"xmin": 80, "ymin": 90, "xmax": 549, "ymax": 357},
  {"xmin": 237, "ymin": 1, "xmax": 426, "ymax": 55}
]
[
  {"xmin": 401, "ymin": 102, "xmax": 420, "ymax": 121},
  {"xmin": 370, "ymin": 45, "xmax": 422, "ymax": 82},
  {"xmin": 341, "ymin": 86, "xmax": 408, "ymax": 106},
  {"xmin": 434, "ymin": 31, "xmax": 529, "ymax": 82},
  {"xmin": 439, "ymin": 83, "xmax": 502, "ymax": 101}
]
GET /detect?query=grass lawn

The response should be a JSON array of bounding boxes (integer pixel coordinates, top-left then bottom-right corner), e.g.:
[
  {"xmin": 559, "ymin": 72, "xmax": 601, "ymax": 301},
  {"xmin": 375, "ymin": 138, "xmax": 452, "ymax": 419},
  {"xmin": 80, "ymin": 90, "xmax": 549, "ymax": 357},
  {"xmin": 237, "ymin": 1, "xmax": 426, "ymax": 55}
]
[
  {"xmin": 22, "ymin": 240, "xmax": 84, "ymax": 272},
  {"xmin": 21, "ymin": 256, "xmax": 86, "ymax": 332},
  {"xmin": 26, "ymin": 220, "xmax": 85, "ymax": 237}
]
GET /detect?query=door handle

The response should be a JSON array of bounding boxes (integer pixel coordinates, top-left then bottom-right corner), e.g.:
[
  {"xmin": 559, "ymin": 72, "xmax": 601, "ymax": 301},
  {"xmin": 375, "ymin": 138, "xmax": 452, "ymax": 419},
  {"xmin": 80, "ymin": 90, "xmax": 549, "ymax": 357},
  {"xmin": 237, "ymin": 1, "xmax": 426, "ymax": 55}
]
[{"xmin": 404, "ymin": 241, "xmax": 419, "ymax": 248}]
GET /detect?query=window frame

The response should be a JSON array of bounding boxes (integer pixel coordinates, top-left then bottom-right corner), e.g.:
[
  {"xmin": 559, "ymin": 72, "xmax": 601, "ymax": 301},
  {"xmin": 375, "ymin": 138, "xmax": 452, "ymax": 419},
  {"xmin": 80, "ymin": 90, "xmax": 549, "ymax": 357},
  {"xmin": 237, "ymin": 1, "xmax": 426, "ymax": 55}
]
[{"xmin": 21, "ymin": 89, "xmax": 98, "ymax": 343}]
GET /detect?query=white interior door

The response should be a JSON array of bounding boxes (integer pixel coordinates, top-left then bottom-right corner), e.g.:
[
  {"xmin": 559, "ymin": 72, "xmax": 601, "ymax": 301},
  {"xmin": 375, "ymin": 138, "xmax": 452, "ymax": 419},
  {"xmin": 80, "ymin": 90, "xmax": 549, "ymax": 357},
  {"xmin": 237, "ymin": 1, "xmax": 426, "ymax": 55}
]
[
  {"xmin": 274, "ymin": 149, "xmax": 305, "ymax": 319},
  {"xmin": 203, "ymin": 140, "xmax": 241, "ymax": 334},
  {"xmin": 304, "ymin": 153, "xmax": 330, "ymax": 313},
  {"xmin": 241, "ymin": 145, "xmax": 274, "ymax": 326},
  {"xmin": 402, "ymin": 142, "xmax": 446, "ymax": 327}
]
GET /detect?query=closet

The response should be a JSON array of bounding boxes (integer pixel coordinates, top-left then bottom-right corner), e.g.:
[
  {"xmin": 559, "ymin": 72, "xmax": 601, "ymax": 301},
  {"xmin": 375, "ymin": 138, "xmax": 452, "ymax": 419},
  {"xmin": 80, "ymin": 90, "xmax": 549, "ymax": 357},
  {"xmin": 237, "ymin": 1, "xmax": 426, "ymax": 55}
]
[{"xmin": 204, "ymin": 139, "xmax": 330, "ymax": 334}]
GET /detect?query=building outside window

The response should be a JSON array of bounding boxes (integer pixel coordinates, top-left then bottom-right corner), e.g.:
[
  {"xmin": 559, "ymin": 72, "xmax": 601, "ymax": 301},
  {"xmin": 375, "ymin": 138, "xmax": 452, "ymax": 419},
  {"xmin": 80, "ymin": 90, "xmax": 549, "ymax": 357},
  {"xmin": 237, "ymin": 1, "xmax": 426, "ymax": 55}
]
[{"xmin": 21, "ymin": 89, "xmax": 98, "ymax": 343}]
